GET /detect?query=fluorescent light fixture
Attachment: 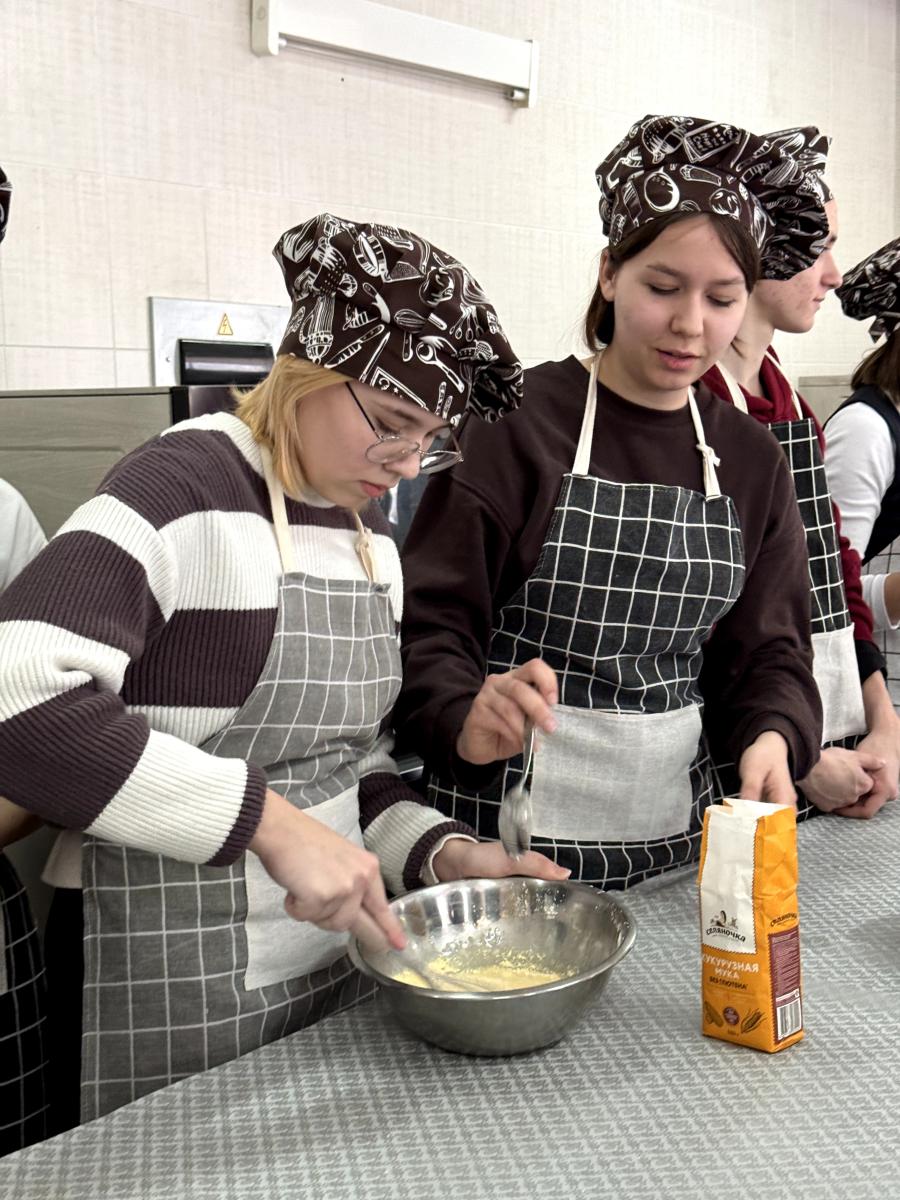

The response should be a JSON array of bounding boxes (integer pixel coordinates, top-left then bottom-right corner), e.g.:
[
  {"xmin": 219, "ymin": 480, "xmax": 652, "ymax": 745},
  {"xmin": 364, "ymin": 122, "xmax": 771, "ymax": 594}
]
[{"xmin": 251, "ymin": 0, "xmax": 539, "ymax": 107}]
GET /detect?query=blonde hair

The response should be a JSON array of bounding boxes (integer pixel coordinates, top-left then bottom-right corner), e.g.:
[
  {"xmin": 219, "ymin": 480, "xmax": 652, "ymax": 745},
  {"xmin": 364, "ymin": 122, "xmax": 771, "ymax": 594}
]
[{"xmin": 233, "ymin": 355, "xmax": 352, "ymax": 496}]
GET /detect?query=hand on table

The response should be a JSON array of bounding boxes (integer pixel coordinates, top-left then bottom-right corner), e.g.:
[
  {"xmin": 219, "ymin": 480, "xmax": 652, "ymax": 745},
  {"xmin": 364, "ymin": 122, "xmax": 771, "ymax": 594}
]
[
  {"xmin": 836, "ymin": 675, "xmax": 900, "ymax": 819},
  {"xmin": 830, "ymin": 723, "xmax": 898, "ymax": 820},
  {"xmin": 798, "ymin": 746, "xmax": 884, "ymax": 816},
  {"xmin": 456, "ymin": 658, "xmax": 558, "ymax": 766},
  {"xmin": 738, "ymin": 730, "xmax": 796, "ymax": 807},
  {"xmin": 431, "ymin": 836, "xmax": 570, "ymax": 883},
  {"xmin": 250, "ymin": 789, "xmax": 406, "ymax": 954}
]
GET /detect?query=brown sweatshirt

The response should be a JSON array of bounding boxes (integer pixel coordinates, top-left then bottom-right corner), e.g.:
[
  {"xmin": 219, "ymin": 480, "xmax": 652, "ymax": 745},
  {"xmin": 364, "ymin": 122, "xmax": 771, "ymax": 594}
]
[{"xmin": 397, "ymin": 355, "xmax": 822, "ymax": 783}]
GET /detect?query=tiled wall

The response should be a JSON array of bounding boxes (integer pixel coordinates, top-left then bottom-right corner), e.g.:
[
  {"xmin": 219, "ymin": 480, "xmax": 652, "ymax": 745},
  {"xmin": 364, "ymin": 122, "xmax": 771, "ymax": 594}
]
[{"xmin": 0, "ymin": 0, "xmax": 896, "ymax": 392}]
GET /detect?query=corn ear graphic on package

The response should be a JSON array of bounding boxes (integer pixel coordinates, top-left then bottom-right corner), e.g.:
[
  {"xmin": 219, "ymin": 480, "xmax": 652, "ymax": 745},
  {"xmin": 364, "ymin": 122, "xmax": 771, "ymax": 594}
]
[{"xmin": 697, "ymin": 798, "xmax": 804, "ymax": 1053}]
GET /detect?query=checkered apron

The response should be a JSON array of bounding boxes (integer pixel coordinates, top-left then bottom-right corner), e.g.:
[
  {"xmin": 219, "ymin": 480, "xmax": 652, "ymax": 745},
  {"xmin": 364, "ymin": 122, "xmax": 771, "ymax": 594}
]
[
  {"xmin": 0, "ymin": 853, "xmax": 49, "ymax": 1156},
  {"xmin": 79, "ymin": 448, "xmax": 400, "ymax": 1121},
  {"xmin": 716, "ymin": 359, "xmax": 866, "ymax": 744},
  {"xmin": 710, "ymin": 361, "xmax": 867, "ymax": 816},
  {"xmin": 427, "ymin": 355, "xmax": 745, "ymax": 889}
]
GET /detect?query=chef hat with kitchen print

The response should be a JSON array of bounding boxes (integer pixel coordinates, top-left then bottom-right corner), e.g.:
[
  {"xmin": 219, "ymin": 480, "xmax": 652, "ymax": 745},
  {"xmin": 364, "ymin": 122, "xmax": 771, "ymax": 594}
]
[
  {"xmin": 0, "ymin": 167, "xmax": 10, "ymax": 244},
  {"xmin": 595, "ymin": 116, "xmax": 831, "ymax": 281},
  {"xmin": 837, "ymin": 236, "xmax": 900, "ymax": 342},
  {"xmin": 273, "ymin": 213, "xmax": 523, "ymax": 423}
]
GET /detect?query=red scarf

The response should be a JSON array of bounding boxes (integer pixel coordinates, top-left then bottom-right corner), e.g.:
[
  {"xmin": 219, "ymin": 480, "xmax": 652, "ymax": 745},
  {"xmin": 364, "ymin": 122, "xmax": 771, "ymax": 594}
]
[
  {"xmin": 702, "ymin": 350, "xmax": 873, "ymax": 645},
  {"xmin": 702, "ymin": 350, "xmax": 825, "ymax": 450}
]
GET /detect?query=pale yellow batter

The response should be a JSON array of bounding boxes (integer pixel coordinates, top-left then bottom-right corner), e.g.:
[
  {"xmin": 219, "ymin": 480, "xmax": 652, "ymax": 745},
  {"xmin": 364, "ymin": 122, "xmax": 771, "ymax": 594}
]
[{"xmin": 393, "ymin": 956, "xmax": 569, "ymax": 992}]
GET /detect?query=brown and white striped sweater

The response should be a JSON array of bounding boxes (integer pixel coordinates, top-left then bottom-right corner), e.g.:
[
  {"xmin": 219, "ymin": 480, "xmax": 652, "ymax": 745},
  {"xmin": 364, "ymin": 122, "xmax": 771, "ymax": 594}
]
[{"xmin": 0, "ymin": 413, "xmax": 470, "ymax": 892}]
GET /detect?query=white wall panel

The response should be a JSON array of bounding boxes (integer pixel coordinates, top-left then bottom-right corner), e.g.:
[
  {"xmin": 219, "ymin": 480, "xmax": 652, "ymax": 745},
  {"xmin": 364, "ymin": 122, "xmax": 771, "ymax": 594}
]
[
  {"xmin": 114, "ymin": 348, "xmax": 153, "ymax": 387},
  {"xmin": 0, "ymin": 0, "xmax": 896, "ymax": 390},
  {"xmin": 203, "ymin": 190, "xmax": 300, "ymax": 306},
  {"xmin": 5, "ymin": 347, "xmax": 117, "ymax": 390},
  {"xmin": 0, "ymin": 166, "xmax": 113, "ymax": 349},
  {"xmin": 106, "ymin": 178, "xmax": 207, "ymax": 349},
  {"xmin": 0, "ymin": 0, "xmax": 104, "ymax": 175}
]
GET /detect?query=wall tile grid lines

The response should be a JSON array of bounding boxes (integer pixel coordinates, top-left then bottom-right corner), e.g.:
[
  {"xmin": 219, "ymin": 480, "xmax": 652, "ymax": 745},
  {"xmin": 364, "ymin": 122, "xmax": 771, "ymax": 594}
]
[
  {"xmin": 0, "ymin": 0, "xmax": 896, "ymax": 390},
  {"xmin": 202, "ymin": 190, "xmax": 308, "ymax": 309},
  {"xmin": 268, "ymin": 57, "xmax": 617, "ymax": 242},
  {"xmin": 94, "ymin": 2, "xmax": 266, "ymax": 190},
  {"xmin": 271, "ymin": 55, "xmax": 576, "ymax": 229},
  {"xmin": 104, "ymin": 176, "xmax": 209, "ymax": 350},
  {"xmin": 114, "ymin": 348, "xmax": 154, "ymax": 388},
  {"xmin": 374, "ymin": 210, "xmax": 600, "ymax": 365},
  {"xmin": 4, "ymin": 346, "xmax": 117, "ymax": 390}
]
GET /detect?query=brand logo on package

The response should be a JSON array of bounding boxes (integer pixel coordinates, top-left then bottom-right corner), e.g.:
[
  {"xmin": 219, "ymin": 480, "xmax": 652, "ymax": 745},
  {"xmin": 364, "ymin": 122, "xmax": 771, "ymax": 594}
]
[
  {"xmin": 707, "ymin": 909, "xmax": 744, "ymax": 939},
  {"xmin": 701, "ymin": 898, "xmax": 756, "ymax": 953}
]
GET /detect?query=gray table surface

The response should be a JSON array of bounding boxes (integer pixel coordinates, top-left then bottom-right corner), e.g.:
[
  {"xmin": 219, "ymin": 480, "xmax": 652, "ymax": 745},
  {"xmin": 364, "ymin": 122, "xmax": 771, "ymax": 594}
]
[{"xmin": 4, "ymin": 805, "xmax": 900, "ymax": 1200}]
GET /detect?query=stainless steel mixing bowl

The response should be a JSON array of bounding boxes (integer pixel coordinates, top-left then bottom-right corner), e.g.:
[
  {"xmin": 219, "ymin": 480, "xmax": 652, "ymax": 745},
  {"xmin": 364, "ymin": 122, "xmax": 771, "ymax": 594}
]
[{"xmin": 348, "ymin": 876, "xmax": 636, "ymax": 1056}]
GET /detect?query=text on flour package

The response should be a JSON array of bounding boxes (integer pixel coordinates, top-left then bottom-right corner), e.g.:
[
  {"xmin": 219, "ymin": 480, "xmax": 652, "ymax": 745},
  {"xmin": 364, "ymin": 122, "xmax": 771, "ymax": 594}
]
[{"xmin": 697, "ymin": 798, "xmax": 803, "ymax": 1053}]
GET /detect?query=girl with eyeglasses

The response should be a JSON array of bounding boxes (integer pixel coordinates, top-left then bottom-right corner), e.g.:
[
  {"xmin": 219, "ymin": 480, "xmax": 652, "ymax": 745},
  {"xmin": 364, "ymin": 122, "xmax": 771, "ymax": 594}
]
[{"xmin": 0, "ymin": 213, "xmax": 566, "ymax": 1128}]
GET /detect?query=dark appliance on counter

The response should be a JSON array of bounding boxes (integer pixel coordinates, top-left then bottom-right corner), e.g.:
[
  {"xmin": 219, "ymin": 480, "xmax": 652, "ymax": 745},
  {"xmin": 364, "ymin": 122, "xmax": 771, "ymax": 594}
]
[{"xmin": 169, "ymin": 338, "xmax": 274, "ymax": 421}]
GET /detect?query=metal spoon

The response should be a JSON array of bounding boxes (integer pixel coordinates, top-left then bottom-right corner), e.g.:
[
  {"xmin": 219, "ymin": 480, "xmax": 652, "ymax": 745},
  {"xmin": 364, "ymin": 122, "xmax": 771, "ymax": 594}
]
[{"xmin": 498, "ymin": 719, "xmax": 535, "ymax": 860}]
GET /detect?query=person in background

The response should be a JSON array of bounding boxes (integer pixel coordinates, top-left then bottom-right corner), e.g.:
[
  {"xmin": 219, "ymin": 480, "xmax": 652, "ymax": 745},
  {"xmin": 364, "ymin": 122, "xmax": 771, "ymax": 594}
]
[
  {"xmin": 379, "ymin": 474, "xmax": 429, "ymax": 546},
  {"xmin": 0, "ymin": 480, "xmax": 46, "ymax": 592},
  {"xmin": 0, "ymin": 213, "xmax": 566, "ymax": 1128},
  {"xmin": 824, "ymin": 237, "xmax": 900, "ymax": 710},
  {"xmin": 397, "ymin": 115, "xmax": 825, "ymax": 890},
  {"xmin": 703, "ymin": 156, "xmax": 899, "ymax": 822},
  {"xmin": 0, "ymin": 164, "xmax": 52, "ymax": 1158}
]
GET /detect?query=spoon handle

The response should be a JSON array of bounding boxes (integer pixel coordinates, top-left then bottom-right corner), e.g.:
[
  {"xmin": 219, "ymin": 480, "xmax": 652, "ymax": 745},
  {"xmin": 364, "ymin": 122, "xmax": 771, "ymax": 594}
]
[{"xmin": 521, "ymin": 719, "xmax": 536, "ymax": 780}]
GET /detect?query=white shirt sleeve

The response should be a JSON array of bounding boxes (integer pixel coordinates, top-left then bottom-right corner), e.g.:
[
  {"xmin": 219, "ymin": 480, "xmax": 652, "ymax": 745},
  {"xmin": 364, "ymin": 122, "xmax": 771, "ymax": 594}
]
[
  {"xmin": 824, "ymin": 403, "xmax": 899, "ymax": 632},
  {"xmin": 0, "ymin": 480, "xmax": 47, "ymax": 592}
]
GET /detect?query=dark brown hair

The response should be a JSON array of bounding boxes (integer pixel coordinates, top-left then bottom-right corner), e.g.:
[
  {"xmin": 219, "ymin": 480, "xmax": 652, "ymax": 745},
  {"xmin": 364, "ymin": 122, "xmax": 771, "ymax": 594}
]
[
  {"xmin": 583, "ymin": 212, "xmax": 761, "ymax": 351},
  {"xmin": 850, "ymin": 328, "xmax": 900, "ymax": 406}
]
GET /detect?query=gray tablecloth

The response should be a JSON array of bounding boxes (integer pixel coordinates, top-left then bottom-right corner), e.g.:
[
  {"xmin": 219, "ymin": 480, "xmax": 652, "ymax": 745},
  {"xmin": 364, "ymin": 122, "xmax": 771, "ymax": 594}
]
[{"xmin": 4, "ymin": 805, "xmax": 900, "ymax": 1200}]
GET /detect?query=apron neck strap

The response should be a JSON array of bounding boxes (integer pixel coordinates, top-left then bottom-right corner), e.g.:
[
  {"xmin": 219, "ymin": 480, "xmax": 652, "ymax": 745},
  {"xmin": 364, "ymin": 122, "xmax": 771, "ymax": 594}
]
[
  {"xmin": 718, "ymin": 354, "xmax": 803, "ymax": 422},
  {"xmin": 687, "ymin": 391, "xmax": 722, "ymax": 499},
  {"xmin": 715, "ymin": 362, "xmax": 749, "ymax": 413},
  {"xmin": 259, "ymin": 444, "xmax": 299, "ymax": 574},
  {"xmin": 352, "ymin": 513, "xmax": 378, "ymax": 584},
  {"xmin": 258, "ymin": 443, "xmax": 379, "ymax": 583},
  {"xmin": 573, "ymin": 354, "xmax": 602, "ymax": 475},
  {"xmin": 763, "ymin": 350, "xmax": 804, "ymax": 418},
  {"xmin": 575, "ymin": 353, "xmax": 722, "ymax": 498}
]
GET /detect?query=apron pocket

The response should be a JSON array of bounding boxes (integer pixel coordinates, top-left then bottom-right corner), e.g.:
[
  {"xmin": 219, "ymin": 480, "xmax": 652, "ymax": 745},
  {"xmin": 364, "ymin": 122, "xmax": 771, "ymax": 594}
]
[
  {"xmin": 529, "ymin": 702, "xmax": 701, "ymax": 843},
  {"xmin": 243, "ymin": 784, "xmax": 363, "ymax": 990},
  {"xmin": 812, "ymin": 625, "xmax": 867, "ymax": 743}
]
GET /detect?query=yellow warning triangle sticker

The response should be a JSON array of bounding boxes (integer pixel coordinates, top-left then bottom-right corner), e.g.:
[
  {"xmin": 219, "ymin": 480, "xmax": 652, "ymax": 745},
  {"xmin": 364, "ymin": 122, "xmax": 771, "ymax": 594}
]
[{"xmin": 217, "ymin": 312, "xmax": 234, "ymax": 336}]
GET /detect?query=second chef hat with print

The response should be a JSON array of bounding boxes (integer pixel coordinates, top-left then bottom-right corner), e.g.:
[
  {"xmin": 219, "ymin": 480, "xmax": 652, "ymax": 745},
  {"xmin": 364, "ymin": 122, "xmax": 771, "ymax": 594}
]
[
  {"xmin": 837, "ymin": 237, "xmax": 900, "ymax": 342},
  {"xmin": 595, "ymin": 115, "xmax": 831, "ymax": 281},
  {"xmin": 273, "ymin": 214, "xmax": 523, "ymax": 424}
]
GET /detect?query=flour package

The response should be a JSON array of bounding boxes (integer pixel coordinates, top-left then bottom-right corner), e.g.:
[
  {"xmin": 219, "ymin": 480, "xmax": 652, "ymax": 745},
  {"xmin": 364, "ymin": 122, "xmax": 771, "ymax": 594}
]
[{"xmin": 697, "ymin": 799, "xmax": 804, "ymax": 1053}]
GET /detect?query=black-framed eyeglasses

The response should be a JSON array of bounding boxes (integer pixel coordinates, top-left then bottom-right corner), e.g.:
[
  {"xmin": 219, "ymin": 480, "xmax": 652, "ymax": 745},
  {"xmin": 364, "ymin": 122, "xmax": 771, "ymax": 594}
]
[{"xmin": 346, "ymin": 383, "xmax": 465, "ymax": 474}]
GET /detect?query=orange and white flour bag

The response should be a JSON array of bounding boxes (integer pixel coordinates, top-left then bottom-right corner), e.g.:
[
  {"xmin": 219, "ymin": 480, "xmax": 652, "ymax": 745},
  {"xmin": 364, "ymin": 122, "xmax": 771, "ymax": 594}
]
[{"xmin": 697, "ymin": 798, "xmax": 803, "ymax": 1053}]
